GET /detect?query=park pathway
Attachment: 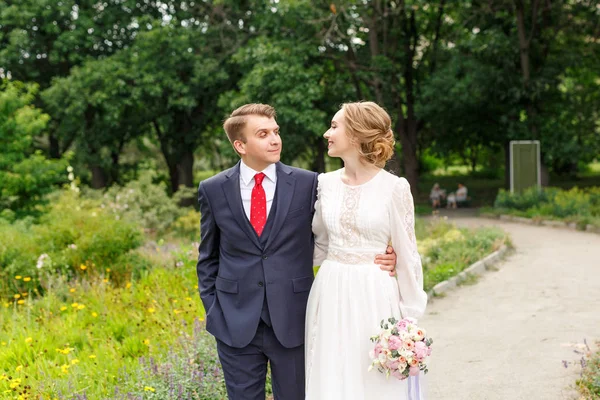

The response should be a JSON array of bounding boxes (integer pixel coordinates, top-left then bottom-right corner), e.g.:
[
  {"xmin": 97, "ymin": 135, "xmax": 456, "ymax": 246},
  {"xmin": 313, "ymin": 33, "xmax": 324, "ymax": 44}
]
[{"xmin": 421, "ymin": 214, "xmax": 600, "ymax": 400}]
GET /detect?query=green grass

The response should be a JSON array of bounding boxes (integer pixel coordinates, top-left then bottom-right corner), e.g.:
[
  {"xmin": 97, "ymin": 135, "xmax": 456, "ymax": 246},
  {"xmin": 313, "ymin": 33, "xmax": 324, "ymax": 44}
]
[
  {"xmin": 0, "ymin": 244, "xmax": 211, "ymax": 399},
  {"xmin": 575, "ymin": 341, "xmax": 600, "ymax": 399},
  {"xmin": 416, "ymin": 217, "xmax": 507, "ymax": 292}
]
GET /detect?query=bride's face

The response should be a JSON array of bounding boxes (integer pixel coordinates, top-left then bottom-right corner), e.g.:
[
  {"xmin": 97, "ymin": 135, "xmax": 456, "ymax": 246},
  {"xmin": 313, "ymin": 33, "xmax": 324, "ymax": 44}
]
[{"xmin": 324, "ymin": 109, "xmax": 356, "ymax": 158}]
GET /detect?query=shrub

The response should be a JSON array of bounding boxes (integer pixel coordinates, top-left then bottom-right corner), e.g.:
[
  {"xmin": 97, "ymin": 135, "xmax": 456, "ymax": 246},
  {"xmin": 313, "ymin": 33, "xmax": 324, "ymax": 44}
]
[
  {"xmin": 87, "ymin": 170, "xmax": 184, "ymax": 236},
  {"xmin": 0, "ymin": 190, "xmax": 144, "ymax": 297},
  {"xmin": 494, "ymin": 187, "xmax": 549, "ymax": 210}
]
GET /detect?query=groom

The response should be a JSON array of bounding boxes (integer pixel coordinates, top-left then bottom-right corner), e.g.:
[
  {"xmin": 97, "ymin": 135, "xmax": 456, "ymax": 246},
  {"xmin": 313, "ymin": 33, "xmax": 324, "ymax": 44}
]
[{"xmin": 196, "ymin": 103, "xmax": 396, "ymax": 400}]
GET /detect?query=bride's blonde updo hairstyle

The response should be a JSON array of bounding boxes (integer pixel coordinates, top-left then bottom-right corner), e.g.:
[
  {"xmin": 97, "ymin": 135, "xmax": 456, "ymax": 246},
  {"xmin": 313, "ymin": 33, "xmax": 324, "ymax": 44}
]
[{"xmin": 341, "ymin": 101, "xmax": 395, "ymax": 168}]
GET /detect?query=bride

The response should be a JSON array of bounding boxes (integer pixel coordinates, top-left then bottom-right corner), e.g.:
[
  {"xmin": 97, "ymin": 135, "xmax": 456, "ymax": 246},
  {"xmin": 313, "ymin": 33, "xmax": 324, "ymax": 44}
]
[{"xmin": 305, "ymin": 101, "xmax": 428, "ymax": 399}]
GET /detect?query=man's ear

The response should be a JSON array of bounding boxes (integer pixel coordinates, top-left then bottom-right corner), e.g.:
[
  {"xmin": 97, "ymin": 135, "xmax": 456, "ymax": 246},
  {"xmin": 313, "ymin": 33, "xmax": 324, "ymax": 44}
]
[{"xmin": 233, "ymin": 140, "xmax": 246, "ymax": 155}]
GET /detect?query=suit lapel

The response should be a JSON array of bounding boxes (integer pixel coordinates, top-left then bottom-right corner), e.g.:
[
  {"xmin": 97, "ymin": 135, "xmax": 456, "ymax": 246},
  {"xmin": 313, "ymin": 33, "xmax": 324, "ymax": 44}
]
[
  {"xmin": 264, "ymin": 163, "xmax": 296, "ymax": 251},
  {"xmin": 221, "ymin": 162, "xmax": 262, "ymax": 250}
]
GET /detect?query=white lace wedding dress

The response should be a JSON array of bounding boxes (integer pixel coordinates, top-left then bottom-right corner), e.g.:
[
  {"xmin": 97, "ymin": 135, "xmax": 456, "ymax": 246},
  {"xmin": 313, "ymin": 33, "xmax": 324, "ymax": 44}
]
[{"xmin": 305, "ymin": 169, "xmax": 428, "ymax": 400}]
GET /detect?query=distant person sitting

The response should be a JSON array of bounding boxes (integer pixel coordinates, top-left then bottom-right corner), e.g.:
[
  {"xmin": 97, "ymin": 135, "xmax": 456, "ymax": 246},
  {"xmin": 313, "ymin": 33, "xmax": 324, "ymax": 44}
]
[
  {"xmin": 430, "ymin": 183, "xmax": 445, "ymax": 209},
  {"xmin": 456, "ymin": 183, "xmax": 469, "ymax": 207},
  {"xmin": 446, "ymin": 192, "xmax": 457, "ymax": 209}
]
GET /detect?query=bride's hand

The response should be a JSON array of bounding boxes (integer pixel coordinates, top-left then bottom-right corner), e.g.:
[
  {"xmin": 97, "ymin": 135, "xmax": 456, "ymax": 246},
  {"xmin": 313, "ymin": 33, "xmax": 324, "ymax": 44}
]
[{"xmin": 375, "ymin": 245, "xmax": 397, "ymax": 276}]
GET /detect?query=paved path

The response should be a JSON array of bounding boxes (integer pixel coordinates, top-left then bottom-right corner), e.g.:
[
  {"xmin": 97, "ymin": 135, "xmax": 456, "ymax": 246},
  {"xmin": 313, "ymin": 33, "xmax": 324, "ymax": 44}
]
[{"xmin": 422, "ymin": 214, "xmax": 600, "ymax": 400}]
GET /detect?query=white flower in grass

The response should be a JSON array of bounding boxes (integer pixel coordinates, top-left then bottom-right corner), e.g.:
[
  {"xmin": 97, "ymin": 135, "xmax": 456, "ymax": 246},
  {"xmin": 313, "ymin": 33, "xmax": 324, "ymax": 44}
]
[{"xmin": 36, "ymin": 254, "xmax": 50, "ymax": 269}]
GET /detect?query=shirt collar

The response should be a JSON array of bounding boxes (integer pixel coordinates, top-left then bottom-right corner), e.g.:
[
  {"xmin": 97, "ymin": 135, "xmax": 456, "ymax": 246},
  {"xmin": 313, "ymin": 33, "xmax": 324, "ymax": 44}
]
[{"xmin": 240, "ymin": 160, "xmax": 277, "ymax": 187}]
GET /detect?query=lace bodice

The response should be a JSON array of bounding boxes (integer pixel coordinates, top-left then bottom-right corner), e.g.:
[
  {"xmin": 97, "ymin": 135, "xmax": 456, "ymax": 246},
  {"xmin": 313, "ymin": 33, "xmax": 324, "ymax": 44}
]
[{"xmin": 312, "ymin": 168, "xmax": 427, "ymax": 319}]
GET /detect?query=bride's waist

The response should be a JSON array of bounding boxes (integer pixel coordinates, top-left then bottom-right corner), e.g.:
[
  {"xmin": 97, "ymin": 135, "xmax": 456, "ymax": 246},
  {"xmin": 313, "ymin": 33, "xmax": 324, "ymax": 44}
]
[{"xmin": 326, "ymin": 245, "xmax": 385, "ymax": 265}]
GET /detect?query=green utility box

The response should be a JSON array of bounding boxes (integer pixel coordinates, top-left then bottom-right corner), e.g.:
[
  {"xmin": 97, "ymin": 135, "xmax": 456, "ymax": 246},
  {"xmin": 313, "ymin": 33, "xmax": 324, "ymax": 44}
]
[{"xmin": 510, "ymin": 141, "xmax": 541, "ymax": 193}]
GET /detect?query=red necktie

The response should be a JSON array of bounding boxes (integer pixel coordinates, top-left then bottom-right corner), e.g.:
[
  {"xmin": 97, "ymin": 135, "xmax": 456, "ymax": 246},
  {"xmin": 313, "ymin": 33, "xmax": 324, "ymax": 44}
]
[{"xmin": 250, "ymin": 173, "xmax": 267, "ymax": 236}]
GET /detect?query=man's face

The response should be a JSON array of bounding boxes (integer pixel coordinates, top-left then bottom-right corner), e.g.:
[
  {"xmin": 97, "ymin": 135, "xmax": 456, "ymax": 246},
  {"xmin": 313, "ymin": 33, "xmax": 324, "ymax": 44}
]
[{"xmin": 234, "ymin": 115, "xmax": 282, "ymax": 170}]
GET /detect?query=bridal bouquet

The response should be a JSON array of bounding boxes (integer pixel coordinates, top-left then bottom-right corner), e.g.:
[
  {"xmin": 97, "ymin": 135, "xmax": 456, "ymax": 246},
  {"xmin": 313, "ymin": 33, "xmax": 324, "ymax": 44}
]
[{"xmin": 368, "ymin": 317, "xmax": 433, "ymax": 380}]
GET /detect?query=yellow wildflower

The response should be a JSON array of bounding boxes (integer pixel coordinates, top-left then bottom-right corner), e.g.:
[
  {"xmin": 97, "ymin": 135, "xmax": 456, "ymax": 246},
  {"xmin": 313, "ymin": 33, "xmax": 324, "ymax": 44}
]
[
  {"xmin": 69, "ymin": 288, "xmax": 76, "ymax": 293},
  {"xmin": 16, "ymin": 365, "xmax": 23, "ymax": 372},
  {"xmin": 60, "ymin": 306, "xmax": 67, "ymax": 311},
  {"xmin": 71, "ymin": 359, "xmax": 79, "ymax": 365},
  {"xmin": 79, "ymin": 264, "xmax": 87, "ymax": 271},
  {"xmin": 147, "ymin": 307, "xmax": 155, "ymax": 313},
  {"xmin": 173, "ymin": 309, "xmax": 182, "ymax": 315},
  {"xmin": 60, "ymin": 364, "xmax": 69, "ymax": 374},
  {"xmin": 103, "ymin": 278, "xmax": 109, "ymax": 283},
  {"xmin": 77, "ymin": 304, "xmax": 86, "ymax": 310},
  {"xmin": 17, "ymin": 300, "xmax": 25, "ymax": 305},
  {"xmin": 71, "ymin": 303, "xmax": 79, "ymax": 308},
  {"xmin": 56, "ymin": 347, "xmax": 74, "ymax": 354},
  {"xmin": 143, "ymin": 339, "xmax": 150, "ymax": 346},
  {"xmin": 89, "ymin": 355, "xmax": 96, "ymax": 359},
  {"xmin": 25, "ymin": 337, "xmax": 32, "ymax": 343},
  {"xmin": 144, "ymin": 386, "xmax": 155, "ymax": 392},
  {"xmin": 1, "ymin": 341, "xmax": 6, "ymax": 346},
  {"xmin": 15, "ymin": 276, "xmax": 22, "ymax": 280},
  {"xmin": 9, "ymin": 379, "xmax": 21, "ymax": 389},
  {"xmin": 126, "ymin": 282, "xmax": 132, "ymax": 289},
  {"xmin": 106, "ymin": 268, "xmax": 111, "ymax": 272},
  {"xmin": 23, "ymin": 277, "xmax": 31, "ymax": 282},
  {"xmin": 13, "ymin": 294, "xmax": 21, "ymax": 299},
  {"xmin": 92, "ymin": 312, "xmax": 98, "ymax": 317}
]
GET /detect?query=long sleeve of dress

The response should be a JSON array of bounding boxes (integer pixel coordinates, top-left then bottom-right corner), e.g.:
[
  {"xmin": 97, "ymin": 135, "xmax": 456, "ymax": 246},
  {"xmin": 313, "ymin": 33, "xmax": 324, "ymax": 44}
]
[
  {"xmin": 312, "ymin": 174, "xmax": 329, "ymax": 266},
  {"xmin": 390, "ymin": 177, "xmax": 428, "ymax": 319}
]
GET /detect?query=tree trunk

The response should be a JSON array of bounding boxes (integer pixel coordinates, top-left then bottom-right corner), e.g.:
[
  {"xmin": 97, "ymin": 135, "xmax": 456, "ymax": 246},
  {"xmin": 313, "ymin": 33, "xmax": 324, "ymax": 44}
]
[
  {"xmin": 314, "ymin": 139, "xmax": 326, "ymax": 173},
  {"xmin": 504, "ymin": 141, "xmax": 511, "ymax": 190},
  {"xmin": 177, "ymin": 150, "xmax": 195, "ymax": 189},
  {"xmin": 90, "ymin": 165, "xmax": 108, "ymax": 189},
  {"xmin": 49, "ymin": 133, "xmax": 61, "ymax": 159}
]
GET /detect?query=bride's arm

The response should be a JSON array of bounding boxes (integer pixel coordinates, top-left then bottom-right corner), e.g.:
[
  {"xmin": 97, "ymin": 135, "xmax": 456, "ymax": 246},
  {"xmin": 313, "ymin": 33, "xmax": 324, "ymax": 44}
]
[
  {"xmin": 390, "ymin": 178, "xmax": 428, "ymax": 319},
  {"xmin": 312, "ymin": 175, "xmax": 329, "ymax": 267}
]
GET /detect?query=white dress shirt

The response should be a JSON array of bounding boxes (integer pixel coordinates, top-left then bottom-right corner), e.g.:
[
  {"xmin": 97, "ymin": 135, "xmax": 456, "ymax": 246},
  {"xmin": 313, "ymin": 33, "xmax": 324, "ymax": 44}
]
[{"xmin": 240, "ymin": 161, "xmax": 277, "ymax": 220}]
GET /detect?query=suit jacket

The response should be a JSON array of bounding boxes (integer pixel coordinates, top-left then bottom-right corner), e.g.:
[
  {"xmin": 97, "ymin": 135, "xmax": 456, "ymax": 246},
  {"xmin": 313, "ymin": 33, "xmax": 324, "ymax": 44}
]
[{"xmin": 196, "ymin": 161, "xmax": 318, "ymax": 348}]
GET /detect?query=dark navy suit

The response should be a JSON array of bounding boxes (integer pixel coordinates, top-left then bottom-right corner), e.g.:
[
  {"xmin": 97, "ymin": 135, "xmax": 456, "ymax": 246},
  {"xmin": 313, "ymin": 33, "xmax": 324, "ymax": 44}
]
[{"xmin": 197, "ymin": 161, "xmax": 318, "ymax": 399}]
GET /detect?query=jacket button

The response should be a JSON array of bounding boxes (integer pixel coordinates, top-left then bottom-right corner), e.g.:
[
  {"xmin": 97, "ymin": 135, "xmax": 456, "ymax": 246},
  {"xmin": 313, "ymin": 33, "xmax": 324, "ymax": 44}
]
[
  {"xmin": 262, "ymin": 255, "xmax": 268, "ymax": 260},
  {"xmin": 258, "ymin": 281, "xmax": 264, "ymax": 287}
]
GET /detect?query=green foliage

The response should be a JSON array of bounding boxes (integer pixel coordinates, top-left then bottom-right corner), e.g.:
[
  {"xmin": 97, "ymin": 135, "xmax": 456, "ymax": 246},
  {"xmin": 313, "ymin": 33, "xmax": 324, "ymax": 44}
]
[
  {"xmin": 576, "ymin": 342, "xmax": 600, "ymax": 399},
  {"xmin": 417, "ymin": 218, "xmax": 507, "ymax": 292},
  {"xmin": 493, "ymin": 186, "xmax": 600, "ymax": 228},
  {"xmin": 0, "ymin": 190, "xmax": 144, "ymax": 297},
  {"xmin": 0, "ymin": 247, "xmax": 209, "ymax": 399},
  {"xmin": 172, "ymin": 208, "xmax": 201, "ymax": 241},
  {"xmin": 494, "ymin": 187, "xmax": 550, "ymax": 210},
  {"xmin": 0, "ymin": 80, "xmax": 70, "ymax": 215},
  {"xmin": 86, "ymin": 170, "xmax": 186, "ymax": 236}
]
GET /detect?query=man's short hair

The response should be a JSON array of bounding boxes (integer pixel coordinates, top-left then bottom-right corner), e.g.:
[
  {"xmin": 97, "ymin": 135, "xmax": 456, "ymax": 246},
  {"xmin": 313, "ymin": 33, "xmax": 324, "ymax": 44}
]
[{"xmin": 223, "ymin": 103, "xmax": 277, "ymax": 144}]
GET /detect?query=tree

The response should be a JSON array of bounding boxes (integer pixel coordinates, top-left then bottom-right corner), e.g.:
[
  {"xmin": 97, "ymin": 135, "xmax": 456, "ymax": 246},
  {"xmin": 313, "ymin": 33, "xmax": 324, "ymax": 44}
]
[
  {"xmin": 0, "ymin": 0, "xmax": 165, "ymax": 157},
  {"xmin": 41, "ymin": 56, "xmax": 145, "ymax": 188},
  {"xmin": 0, "ymin": 80, "xmax": 68, "ymax": 216}
]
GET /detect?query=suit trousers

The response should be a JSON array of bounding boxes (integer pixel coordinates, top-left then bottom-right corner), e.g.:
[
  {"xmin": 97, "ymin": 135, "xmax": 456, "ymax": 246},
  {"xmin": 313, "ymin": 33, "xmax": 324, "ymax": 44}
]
[{"xmin": 216, "ymin": 321, "xmax": 305, "ymax": 400}]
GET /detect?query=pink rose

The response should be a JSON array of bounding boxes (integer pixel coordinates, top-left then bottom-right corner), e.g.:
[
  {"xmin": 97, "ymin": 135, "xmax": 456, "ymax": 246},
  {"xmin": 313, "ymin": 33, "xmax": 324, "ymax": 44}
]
[
  {"xmin": 386, "ymin": 359, "xmax": 400, "ymax": 370},
  {"xmin": 391, "ymin": 370, "xmax": 402, "ymax": 380},
  {"xmin": 403, "ymin": 340, "xmax": 415, "ymax": 351},
  {"xmin": 388, "ymin": 335, "xmax": 402, "ymax": 350},
  {"xmin": 409, "ymin": 366, "xmax": 420, "ymax": 376},
  {"xmin": 414, "ymin": 341, "xmax": 428, "ymax": 359},
  {"xmin": 396, "ymin": 320, "xmax": 408, "ymax": 331},
  {"xmin": 374, "ymin": 343, "xmax": 383, "ymax": 357}
]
